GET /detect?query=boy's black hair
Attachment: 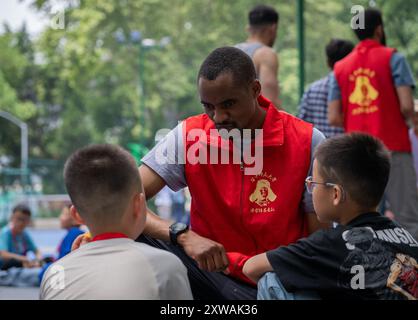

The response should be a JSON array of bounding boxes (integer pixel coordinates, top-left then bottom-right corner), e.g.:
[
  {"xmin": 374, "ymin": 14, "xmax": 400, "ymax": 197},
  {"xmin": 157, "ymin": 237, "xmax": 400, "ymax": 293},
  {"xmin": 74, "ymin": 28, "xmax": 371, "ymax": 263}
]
[
  {"xmin": 326, "ymin": 39, "xmax": 354, "ymax": 68},
  {"xmin": 249, "ymin": 5, "xmax": 279, "ymax": 27},
  {"xmin": 198, "ymin": 46, "xmax": 256, "ymax": 87},
  {"xmin": 353, "ymin": 8, "xmax": 383, "ymax": 41},
  {"xmin": 12, "ymin": 203, "xmax": 31, "ymax": 216},
  {"xmin": 64, "ymin": 144, "xmax": 141, "ymax": 227},
  {"xmin": 314, "ymin": 133, "xmax": 390, "ymax": 209}
]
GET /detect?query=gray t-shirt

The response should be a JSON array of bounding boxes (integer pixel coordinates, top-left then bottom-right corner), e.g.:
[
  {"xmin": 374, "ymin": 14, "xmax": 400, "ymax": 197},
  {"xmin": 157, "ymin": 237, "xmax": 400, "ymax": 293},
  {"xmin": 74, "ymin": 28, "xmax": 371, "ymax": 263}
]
[
  {"xmin": 142, "ymin": 123, "xmax": 325, "ymax": 213},
  {"xmin": 40, "ymin": 239, "xmax": 193, "ymax": 300},
  {"xmin": 235, "ymin": 42, "xmax": 265, "ymax": 58}
]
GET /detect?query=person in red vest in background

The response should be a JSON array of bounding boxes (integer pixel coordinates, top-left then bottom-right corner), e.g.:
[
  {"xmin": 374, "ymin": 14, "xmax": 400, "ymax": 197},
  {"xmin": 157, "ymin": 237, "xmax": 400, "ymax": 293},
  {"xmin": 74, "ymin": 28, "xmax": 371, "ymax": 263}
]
[
  {"xmin": 137, "ymin": 47, "xmax": 328, "ymax": 300},
  {"xmin": 328, "ymin": 8, "xmax": 418, "ymax": 239}
]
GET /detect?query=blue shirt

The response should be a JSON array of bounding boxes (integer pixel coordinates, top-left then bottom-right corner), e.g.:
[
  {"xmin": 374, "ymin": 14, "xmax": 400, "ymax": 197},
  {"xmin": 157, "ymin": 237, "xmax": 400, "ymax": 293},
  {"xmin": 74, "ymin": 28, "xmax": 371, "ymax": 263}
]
[
  {"xmin": 57, "ymin": 226, "xmax": 84, "ymax": 259},
  {"xmin": 328, "ymin": 52, "xmax": 416, "ymax": 102},
  {"xmin": 0, "ymin": 225, "xmax": 37, "ymax": 256},
  {"xmin": 298, "ymin": 74, "xmax": 345, "ymax": 138}
]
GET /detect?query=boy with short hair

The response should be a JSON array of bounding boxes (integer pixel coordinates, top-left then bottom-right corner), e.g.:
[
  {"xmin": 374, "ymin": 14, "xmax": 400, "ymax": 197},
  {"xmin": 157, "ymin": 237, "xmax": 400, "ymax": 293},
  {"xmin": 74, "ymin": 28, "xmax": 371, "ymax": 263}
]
[
  {"xmin": 243, "ymin": 133, "xmax": 418, "ymax": 300},
  {"xmin": 40, "ymin": 144, "xmax": 193, "ymax": 300},
  {"xmin": 0, "ymin": 204, "xmax": 41, "ymax": 270}
]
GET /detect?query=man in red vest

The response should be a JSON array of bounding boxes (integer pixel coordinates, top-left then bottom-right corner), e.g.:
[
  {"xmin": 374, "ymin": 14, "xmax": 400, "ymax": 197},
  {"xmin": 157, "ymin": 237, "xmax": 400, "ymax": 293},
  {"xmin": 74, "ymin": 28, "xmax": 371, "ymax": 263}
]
[
  {"xmin": 138, "ymin": 47, "xmax": 327, "ymax": 300},
  {"xmin": 328, "ymin": 8, "xmax": 418, "ymax": 239}
]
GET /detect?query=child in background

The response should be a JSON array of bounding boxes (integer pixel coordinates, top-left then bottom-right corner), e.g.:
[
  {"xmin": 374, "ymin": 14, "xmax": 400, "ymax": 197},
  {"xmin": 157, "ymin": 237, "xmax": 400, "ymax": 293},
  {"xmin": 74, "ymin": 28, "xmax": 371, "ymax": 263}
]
[
  {"xmin": 38, "ymin": 204, "xmax": 85, "ymax": 282},
  {"xmin": 0, "ymin": 204, "xmax": 41, "ymax": 270},
  {"xmin": 56, "ymin": 204, "xmax": 85, "ymax": 259}
]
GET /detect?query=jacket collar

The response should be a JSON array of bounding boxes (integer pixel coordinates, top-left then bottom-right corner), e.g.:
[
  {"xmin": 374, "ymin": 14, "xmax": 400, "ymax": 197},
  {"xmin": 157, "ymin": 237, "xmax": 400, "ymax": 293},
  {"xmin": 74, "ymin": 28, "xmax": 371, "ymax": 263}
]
[{"xmin": 356, "ymin": 39, "xmax": 383, "ymax": 53}]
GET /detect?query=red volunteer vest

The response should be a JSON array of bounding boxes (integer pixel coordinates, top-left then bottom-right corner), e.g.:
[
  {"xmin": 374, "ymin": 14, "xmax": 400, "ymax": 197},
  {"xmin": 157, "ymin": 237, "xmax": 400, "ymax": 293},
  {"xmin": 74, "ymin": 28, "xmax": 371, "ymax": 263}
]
[
  {"xmin": 183, "ymin": 96, "xmax": 313, "ymax": 258},
  {"xmin": 334, "ymin": 39, "xmax": 411, "ymax": 152}
]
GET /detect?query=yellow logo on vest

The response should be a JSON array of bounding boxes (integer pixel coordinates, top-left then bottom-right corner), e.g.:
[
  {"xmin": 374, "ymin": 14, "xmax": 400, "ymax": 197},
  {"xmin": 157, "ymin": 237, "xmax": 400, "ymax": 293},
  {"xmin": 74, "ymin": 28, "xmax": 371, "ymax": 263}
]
[
  {"xmin": 249, "ymin": 172, "xmax": 277, "ymax": 213},
  {"xmin": 349, "ymin": 68, "xmax": 379, "ymax": 116}
]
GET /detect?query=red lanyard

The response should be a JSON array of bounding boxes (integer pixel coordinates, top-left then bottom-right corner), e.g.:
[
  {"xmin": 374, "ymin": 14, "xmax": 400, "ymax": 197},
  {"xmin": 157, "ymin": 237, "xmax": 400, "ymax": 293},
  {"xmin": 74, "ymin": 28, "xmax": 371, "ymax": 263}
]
[{"xmin": 91, "ymin": 232, "xmax": 129, "ymax": 242}]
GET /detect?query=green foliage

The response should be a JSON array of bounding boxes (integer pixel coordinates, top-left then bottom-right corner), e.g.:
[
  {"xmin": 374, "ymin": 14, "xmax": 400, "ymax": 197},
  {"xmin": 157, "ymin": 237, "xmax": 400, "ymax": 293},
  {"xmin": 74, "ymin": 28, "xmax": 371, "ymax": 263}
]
[{"xmin": 0, "ymin": 0, "xmax": 417, "ymax": 193}]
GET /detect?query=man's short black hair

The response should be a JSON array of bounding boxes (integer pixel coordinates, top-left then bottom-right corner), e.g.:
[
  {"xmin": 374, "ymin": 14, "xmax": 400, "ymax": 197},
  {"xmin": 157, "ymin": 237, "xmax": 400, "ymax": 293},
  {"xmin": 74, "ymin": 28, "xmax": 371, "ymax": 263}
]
[
  {"xmin": 198, "ymin": 46, "xmax": 256, "ymax": 87},
  {"xmin": 249, "ymin": 5, "xmax": 279, "ymax": 27},
  {"xmin": 354, "ymin": 8, "xmax": 383, "ymax": 41},
  {"xmin": 12, "ymin": 203, "xmax": 31, "ymax": 216},
  {"xmin": 64, "ymin": 144, "xmax": 141, "ymax": 227},
  {"xmin": 326, "ymin": 39, "xmax": 354, "ymax": 68},
  {"xmin": 314, "ymin": 133, "xmax": 391, "ymax": 209}
]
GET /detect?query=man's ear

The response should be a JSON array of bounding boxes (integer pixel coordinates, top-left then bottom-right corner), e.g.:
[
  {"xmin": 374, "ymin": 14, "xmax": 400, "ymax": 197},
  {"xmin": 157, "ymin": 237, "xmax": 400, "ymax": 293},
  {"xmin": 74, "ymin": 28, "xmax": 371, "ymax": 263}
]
[
  {"xmin": 70, "ymin": 205, "xmax": 85, "ymax": 225},
  {"xmin": 252, "ymin": 79, "xmax": 262, "ymax": 98}
]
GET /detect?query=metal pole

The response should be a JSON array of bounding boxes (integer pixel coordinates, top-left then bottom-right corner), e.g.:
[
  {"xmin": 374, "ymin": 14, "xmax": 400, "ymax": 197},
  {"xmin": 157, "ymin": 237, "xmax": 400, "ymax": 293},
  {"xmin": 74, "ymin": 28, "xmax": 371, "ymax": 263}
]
[
  {"xmin": 139, "ymin": 45, "xmax": 145, "ymax": 143},
  {"xmin": 0, "ymin": 111, "xmax": 28, "ymax": 171},
  {"xmin": 21, "ymin": 122, "xmax": 28, "ymax": 185},
  {"xmin": 297, "ymin": 0, "xmax": 305, "ymax": 99}
]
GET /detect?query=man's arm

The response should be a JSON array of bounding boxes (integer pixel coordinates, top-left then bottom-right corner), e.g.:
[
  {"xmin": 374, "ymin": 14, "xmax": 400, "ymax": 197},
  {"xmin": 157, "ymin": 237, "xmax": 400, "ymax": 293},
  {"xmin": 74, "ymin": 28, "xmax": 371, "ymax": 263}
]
[
  {"xmin": 139, "ymin": 164, "xmax": 229, "ymax": 273},
  {"xmin": 243, "ymin": 253, "xmax": 273, "ymax": 283},
  {"xmin": 254, "ymin": 47, "xmax": 282, "ymax": 109},
  {"xmin": 396, "ymin": 86, "xmax": 415, "ymax": 121},
  {"xmin": 391, "ymin": 52, "xmax": 416, "ymax": 123},
  {"xmin": 328, "ymin": 100, "xmax": 344, "ymax": 127},
  {"xmin": 140, "ymin": 164, "xmax": 172, "ymax": 241}
]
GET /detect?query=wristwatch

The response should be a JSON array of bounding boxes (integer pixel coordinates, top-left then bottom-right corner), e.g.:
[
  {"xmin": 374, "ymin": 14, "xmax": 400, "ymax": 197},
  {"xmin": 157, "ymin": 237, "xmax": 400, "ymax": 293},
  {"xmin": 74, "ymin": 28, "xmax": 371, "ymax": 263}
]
[{"xmin": 169, "ymin": 222, "xmax": 189, "ymax": 246}]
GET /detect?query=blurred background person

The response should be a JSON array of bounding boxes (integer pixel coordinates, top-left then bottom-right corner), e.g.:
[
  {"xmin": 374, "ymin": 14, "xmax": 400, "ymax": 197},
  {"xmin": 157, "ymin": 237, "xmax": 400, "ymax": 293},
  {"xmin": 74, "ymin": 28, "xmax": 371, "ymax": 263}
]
[
  {"xmin": 328, "ymin": 8, "xmax": 418, "ymax": 238},
  {"xmin": 155, "ymin": 186, "xmax": 174, "ymax": 220},
  {"xmin": 38, "ymin": 203, "xmax": 85, "ymax": 282},
  {"xmin": 235, "ymin": 4, "xmax": 282, "ymax": 109},
  {"xmin": 410, "ymin": 100, "xmax": 418, "ymax": 190},
  {"xmin": 0, "ymin": 204, "xmax": 41, "ymax": 270},
  {"xmin": 298, "ymin": 38, "xmax": 354, "ymax": 138},
  {"xmin": 0, "ymin": 204, "xmax": 40, "ymax": 287}
]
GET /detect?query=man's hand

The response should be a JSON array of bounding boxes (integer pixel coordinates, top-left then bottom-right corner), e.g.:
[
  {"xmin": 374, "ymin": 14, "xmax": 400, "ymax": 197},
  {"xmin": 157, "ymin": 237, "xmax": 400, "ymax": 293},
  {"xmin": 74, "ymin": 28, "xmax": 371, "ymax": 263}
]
[{"xmin": 178, "ymin": 230, "xmax": 229, "ymax": 272}]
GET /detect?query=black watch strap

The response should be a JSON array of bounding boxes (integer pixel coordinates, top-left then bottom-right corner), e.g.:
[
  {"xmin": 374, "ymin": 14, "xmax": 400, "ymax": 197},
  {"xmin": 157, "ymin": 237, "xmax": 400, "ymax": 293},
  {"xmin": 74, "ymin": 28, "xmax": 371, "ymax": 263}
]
[{"xmin": 169, "ymin": 223, "xmax": 189, "ymax": 246}]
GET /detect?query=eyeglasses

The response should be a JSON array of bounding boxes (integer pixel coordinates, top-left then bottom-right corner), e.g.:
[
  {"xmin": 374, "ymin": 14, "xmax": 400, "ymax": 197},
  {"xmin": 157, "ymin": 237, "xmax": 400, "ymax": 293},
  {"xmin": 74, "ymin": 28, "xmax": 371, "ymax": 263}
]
[{"xmin": 305, "ymin": 176, "xmax": 339, "ymax": 194}]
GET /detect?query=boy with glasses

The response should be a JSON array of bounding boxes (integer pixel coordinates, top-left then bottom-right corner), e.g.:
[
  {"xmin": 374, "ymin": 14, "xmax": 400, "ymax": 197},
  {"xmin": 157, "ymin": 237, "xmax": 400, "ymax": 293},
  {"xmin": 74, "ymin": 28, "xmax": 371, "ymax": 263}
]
[{"xmin": 243, "ymin": 133, "xmax": 418, "ymax": 300}]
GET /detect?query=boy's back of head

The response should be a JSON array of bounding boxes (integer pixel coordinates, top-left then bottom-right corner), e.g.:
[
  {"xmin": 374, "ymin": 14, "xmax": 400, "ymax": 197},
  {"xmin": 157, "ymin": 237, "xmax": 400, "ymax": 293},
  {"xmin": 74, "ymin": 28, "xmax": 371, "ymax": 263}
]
[
  {"xmin": 64, "ymin": 144, "xmax": 141, "ymax": 229},
  {"xmin": 314, "ymin": 133, "xmax": 391, "ymax": 209}
]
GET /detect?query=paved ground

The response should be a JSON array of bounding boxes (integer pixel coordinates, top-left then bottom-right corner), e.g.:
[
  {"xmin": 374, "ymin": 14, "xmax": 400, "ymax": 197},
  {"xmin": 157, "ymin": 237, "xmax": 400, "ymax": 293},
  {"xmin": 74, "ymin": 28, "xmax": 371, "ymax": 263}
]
[{"xmin": 0, "ymin": 286, "xmax": 39, "ymax": 300}]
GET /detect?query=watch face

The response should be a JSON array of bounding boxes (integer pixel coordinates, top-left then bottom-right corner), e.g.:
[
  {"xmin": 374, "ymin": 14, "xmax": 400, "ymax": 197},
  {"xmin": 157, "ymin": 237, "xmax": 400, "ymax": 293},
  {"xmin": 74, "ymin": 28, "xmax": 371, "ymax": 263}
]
[{"xmin": 171, "ymin": 222, "xmax": 188, "ymax": 233}]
